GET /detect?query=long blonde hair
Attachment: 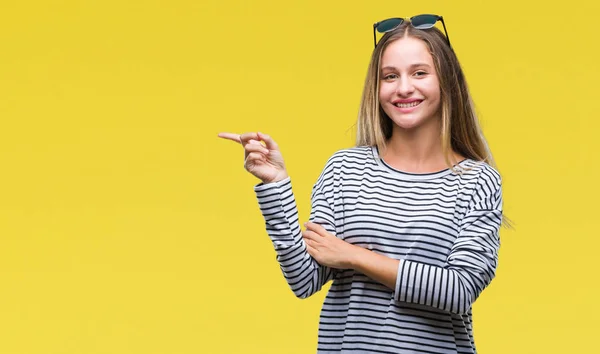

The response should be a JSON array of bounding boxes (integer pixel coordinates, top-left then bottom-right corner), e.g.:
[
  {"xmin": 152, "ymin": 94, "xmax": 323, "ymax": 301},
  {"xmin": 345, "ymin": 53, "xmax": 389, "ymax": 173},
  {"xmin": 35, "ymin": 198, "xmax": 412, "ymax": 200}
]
[
  {"xmin": 356, "ymin": 22, "xmax": 513, "ymax": 228},
  {"xmin": 357, "ymin": 23, "xmax": 495, "ymax": 169}
]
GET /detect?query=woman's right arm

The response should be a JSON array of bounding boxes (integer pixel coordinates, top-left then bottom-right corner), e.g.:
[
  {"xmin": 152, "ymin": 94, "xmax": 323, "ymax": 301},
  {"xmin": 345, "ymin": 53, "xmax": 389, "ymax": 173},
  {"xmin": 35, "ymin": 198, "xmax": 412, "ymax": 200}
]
[
  {"xmin": 255, "ymin": 177, "xmax": 336, "ymax": 298},
  {"xmin": 218, "ymin": 132, "xmax": 336, "ymax": 299}
]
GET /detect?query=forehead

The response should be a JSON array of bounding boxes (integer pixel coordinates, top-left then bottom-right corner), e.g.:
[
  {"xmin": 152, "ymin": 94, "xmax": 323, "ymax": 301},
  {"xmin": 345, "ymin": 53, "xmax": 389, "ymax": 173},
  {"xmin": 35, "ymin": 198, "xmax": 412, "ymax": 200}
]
[{"xmin": 381, "ymin": 37, "xmax": 434, "ymax": 67}]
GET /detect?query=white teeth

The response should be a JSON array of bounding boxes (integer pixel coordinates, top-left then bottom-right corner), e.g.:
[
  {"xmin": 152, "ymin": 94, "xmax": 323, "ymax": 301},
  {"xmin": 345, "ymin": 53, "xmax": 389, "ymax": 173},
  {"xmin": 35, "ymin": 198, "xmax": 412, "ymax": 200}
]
[{"xmin": 395, "ymin": 101, "xmax": 421, "ymax": 108}]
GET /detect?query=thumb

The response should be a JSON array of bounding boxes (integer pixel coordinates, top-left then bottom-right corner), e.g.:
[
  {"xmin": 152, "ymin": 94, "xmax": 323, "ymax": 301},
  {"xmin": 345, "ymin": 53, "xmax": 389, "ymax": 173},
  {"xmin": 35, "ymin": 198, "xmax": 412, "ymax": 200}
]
[{"xmin": 257, "ymin": 132, "xmax": 279, "ymax": 150}]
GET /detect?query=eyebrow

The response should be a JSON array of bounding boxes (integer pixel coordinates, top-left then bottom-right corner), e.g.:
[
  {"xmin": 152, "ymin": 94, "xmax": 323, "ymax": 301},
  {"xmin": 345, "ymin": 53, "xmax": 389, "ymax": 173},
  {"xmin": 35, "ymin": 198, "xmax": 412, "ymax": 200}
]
[{"xmin": 381, "ymin": 63, "xmax": 432, "ymax": 71}]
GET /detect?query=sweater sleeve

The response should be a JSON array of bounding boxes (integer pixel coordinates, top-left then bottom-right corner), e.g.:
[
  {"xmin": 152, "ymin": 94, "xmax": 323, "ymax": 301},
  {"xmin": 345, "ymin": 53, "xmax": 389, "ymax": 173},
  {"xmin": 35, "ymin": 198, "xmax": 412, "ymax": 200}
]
[
  {"xmin": 393, "ymin": 169, "xmax": 503, "ymax": 315},
  {"xmin": 254, "ymin": 163, "xmax": 338, "ymax": 299}
]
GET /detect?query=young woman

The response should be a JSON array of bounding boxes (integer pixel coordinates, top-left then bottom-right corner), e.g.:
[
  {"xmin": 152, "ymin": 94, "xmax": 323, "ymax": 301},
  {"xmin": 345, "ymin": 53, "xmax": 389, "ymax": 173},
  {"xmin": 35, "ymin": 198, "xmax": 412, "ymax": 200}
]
[{"xmin": 219, "ymin": 14, "xmax": 504, "ymax": 354}]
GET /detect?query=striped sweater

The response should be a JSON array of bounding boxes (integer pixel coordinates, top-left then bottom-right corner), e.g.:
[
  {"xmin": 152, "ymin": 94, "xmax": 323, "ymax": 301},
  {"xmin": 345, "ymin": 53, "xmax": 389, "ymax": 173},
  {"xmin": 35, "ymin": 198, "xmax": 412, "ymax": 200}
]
[{"xmin": 254, "ymin": 146, "xmax": 503, "ymax": 353}]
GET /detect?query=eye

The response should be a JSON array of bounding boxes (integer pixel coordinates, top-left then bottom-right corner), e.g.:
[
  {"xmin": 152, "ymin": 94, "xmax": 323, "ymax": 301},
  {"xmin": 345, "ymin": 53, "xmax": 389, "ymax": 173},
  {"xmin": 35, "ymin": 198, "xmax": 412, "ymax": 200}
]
[
  {"xmin": 414, "ymin": 71, "xmax": 428, "ymax": 77},
  {"xmin": 382, "ymin": 73, "xmax": 398, "ymax": 80}
]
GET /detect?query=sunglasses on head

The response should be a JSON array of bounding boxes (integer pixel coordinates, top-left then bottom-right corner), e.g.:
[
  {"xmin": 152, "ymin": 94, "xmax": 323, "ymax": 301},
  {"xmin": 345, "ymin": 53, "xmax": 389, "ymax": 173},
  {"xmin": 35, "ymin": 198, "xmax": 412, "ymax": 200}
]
[{"xmin": 373, "ymin": 14, "xmax": 452, "ymax": 49}]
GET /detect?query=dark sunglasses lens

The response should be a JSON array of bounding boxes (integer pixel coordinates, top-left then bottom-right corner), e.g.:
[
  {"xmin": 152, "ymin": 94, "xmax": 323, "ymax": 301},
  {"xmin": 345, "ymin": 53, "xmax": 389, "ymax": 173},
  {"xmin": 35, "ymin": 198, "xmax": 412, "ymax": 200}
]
[
  {"xmin": 411, "ymin": 15, "xmax": 438, "ymax": 29},
  {"xmin": 376, "ymin": 18, "xmax": 403, "ymax": 33}
]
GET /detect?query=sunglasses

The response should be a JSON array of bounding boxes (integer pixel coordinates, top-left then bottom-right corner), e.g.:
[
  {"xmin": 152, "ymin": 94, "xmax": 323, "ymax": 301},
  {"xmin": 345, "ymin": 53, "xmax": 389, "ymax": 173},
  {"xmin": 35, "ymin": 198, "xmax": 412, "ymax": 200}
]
[{"xmin": 373, "ymin": 14, "xmax": 452, "ymax": 49}]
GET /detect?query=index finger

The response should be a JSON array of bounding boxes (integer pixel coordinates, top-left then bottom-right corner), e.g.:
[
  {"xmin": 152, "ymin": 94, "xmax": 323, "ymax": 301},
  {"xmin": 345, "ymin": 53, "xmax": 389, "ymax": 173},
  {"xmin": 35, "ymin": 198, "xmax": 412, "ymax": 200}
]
[
  {"xmin": 239, "ymin": 132, "xmax": 260, "ymax": 145},
  {"xmin": 302, "ymin": 230, "xmax": 320, "ymax": 241},
  {"xmin": 305, "ymin": 221, "xmax": 327, "ymax": 235},
  {"xmin": 217, "ymin": 132, "xmax": 242, "ymax": 144}
]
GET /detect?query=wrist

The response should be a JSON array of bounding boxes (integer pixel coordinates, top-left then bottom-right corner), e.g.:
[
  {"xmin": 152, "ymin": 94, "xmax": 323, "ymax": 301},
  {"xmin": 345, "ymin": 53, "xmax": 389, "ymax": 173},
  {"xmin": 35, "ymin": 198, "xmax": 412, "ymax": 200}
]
[
  {"xmin": 264, "ymin": 171, "xmax": 289, "ymax": 184},
  {"xmin": 347, "ymin": 244, "xmax": 368, "ymax": 270}
]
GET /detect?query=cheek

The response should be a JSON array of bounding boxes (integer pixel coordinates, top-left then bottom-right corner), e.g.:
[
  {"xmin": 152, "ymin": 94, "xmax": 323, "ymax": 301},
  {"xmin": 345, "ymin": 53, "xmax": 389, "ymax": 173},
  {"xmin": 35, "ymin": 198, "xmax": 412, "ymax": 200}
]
[
  {"xmin": 428, "ymin": 93, "xmax": 442, "ymax": 113},
  {"xmin": 378, "ymin": 84, "xmax": 393, "ymax": 101},
  {"xmin": 426, "ymin": 80, "xmax": 441, "ymax": 99}
]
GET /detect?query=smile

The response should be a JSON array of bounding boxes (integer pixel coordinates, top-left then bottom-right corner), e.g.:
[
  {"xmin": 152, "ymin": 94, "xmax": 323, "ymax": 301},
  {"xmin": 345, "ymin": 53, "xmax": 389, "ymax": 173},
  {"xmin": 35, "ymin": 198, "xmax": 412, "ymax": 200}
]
[{"xmin": 394, "ymin": 100, "xmax": 422, "ymax": 108}]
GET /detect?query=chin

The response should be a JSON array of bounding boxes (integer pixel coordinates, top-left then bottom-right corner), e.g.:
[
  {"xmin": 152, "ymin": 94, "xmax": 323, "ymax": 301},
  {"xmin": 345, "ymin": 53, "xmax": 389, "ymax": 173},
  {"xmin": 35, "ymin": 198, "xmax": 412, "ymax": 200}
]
[{"xmin": 390, "ymin": 117, "xmax": 425, "ymax": 130}]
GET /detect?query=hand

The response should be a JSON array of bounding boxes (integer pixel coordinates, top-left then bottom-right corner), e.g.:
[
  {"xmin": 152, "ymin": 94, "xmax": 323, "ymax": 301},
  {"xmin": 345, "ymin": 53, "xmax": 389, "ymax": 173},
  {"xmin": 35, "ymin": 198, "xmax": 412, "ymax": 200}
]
[
  {"xmin": 302, "ymin": 221, "xmax": 360, "ymax": 269},
  {"xmin": 218, "ymin": 132, "xmax": 289, "ymax": 184}
]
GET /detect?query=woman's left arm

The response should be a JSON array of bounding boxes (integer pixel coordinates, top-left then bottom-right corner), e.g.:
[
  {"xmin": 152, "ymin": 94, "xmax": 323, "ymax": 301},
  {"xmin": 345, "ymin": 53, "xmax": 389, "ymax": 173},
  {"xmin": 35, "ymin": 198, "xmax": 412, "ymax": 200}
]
[{"xmin": 303, "ymin": 171, "xmax": 503, "ymax": 315}]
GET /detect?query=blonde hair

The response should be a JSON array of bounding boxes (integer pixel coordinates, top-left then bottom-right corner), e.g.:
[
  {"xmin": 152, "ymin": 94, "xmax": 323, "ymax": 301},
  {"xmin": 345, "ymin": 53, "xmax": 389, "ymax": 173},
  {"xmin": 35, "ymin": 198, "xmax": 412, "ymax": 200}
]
[
  {"xmin": 356, "ymin": 22, "xmax": 513, "ymax": 228},
  {"xmin": 357, "ymin": 23, "xmax": 494, "ymax": 168}
]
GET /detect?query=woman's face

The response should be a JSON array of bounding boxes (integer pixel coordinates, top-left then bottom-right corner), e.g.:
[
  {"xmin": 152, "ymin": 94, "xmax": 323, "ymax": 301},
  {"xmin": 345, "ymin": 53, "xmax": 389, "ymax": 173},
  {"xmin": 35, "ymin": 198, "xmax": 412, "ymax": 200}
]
[{"xmin": 378, "ymin": 36, "xmax": 442, "ymax": 132}]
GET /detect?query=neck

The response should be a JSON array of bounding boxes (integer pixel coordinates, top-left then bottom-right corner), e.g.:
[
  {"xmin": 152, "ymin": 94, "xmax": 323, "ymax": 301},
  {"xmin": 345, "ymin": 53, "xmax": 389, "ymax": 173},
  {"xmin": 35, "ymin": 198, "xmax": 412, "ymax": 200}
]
[{"xmin": 382, "ymin": 119, "xmax": 460, "ymax": 173}]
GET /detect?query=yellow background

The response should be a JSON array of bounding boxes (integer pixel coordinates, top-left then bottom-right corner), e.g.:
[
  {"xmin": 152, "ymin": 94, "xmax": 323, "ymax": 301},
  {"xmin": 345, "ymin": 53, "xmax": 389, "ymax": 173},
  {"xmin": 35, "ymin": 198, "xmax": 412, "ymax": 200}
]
[{"xmin": 0, "ymin": 0, "xmax": 598, "ymax": 353}]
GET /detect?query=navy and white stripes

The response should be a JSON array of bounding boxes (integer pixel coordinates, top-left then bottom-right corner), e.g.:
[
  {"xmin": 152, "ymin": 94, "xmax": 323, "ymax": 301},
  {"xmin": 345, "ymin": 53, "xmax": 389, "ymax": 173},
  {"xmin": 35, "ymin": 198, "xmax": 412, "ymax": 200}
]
[{"xmin": 255, "ymin": 146, "xmax": 503, "ymax": 353}]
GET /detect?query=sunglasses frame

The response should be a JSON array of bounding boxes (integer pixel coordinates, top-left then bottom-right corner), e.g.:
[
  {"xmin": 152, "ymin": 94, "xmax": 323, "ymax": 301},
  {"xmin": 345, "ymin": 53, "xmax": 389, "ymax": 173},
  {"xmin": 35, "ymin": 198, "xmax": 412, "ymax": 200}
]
[{"xmin": 373, "ymin": 14, "xmax": 452, "ymax": 49}]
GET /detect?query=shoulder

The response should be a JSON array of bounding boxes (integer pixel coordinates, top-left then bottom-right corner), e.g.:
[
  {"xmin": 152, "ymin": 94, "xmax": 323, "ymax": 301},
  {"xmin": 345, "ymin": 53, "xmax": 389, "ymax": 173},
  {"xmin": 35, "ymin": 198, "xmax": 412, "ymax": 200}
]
[
  {"xmin": 319, "ymin": 146, "xmax": 374, "ymax": 171},
  {"xmin": 460, "ymin": 159, "xmax": 502, "ymax": 187},
  {"xmin": 313, "ymin": 146, "xmax": 374, "ymax": 186},
  {"xmin": 460, "ymin": 159, "xmax": 503, "ymax": 209},
  {"xmin": 326, "ymin": 146, "xmax": 373, "ymax": 164}
]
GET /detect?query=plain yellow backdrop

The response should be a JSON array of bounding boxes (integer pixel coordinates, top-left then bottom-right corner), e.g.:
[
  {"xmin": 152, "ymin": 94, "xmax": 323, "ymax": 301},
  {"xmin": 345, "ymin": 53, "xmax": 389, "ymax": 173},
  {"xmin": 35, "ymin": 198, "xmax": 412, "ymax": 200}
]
[{"xmin": 0, "ymin": 0, "xmax": 598, "ymax": 353}]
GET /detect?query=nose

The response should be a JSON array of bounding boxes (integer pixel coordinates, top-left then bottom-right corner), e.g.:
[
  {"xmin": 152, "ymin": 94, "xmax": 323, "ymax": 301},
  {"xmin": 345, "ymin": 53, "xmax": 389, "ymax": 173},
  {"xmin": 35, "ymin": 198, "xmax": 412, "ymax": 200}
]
[{"xmin": 395, "ymin": 76, "xmax": 415, "ymax": 96}]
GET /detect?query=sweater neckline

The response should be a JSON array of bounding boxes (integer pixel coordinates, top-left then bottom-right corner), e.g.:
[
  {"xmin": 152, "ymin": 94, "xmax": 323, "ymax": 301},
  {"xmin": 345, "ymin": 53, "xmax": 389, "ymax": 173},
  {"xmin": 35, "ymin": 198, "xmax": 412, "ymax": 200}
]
[{"xmin": 370, "ymin": 146, "xmax": 471, "ymax": 181}]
